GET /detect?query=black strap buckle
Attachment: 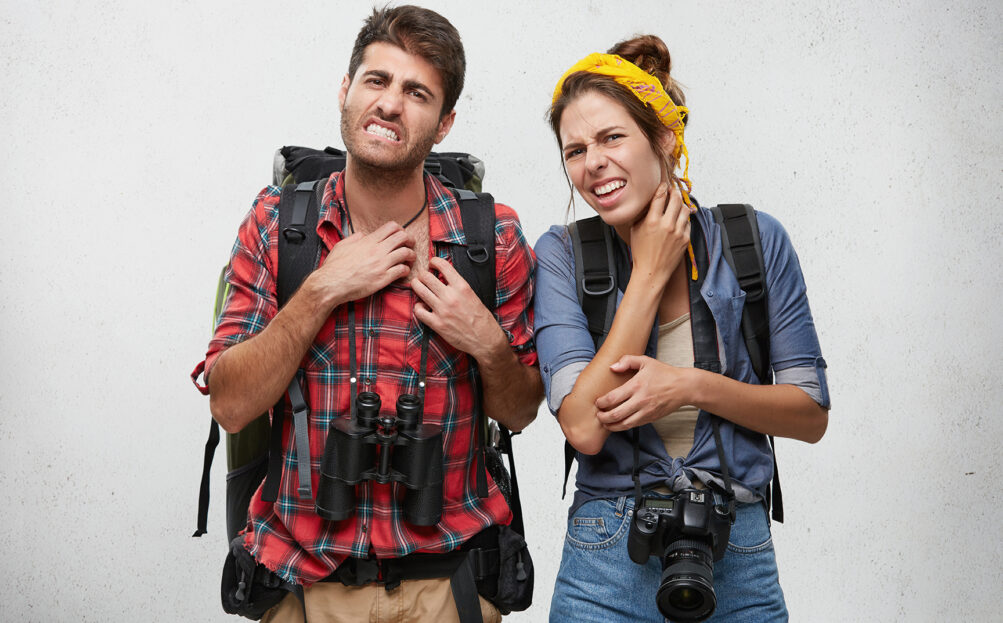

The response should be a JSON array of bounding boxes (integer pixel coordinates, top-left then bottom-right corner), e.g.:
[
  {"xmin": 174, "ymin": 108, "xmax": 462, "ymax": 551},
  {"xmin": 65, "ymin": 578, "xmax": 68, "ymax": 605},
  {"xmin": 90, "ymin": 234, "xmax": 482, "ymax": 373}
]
[
  {"xmin": 282, "ymin": 227, "xmax": 306, "ymax": 243},
  {"xmin": 582, "ymin": 274, "xmax": 614, "ymax": 297},
  {"xmin": 466, "ymin": 245, "xmax": 490, "ymax": 264}
]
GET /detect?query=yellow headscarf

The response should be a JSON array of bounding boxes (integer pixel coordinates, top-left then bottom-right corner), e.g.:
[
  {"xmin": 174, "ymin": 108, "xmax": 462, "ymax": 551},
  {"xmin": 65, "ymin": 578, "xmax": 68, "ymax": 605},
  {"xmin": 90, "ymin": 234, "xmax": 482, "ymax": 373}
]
[{"xmin": 553, "ymin": 53, "xmax": 699, "ymax": 279}]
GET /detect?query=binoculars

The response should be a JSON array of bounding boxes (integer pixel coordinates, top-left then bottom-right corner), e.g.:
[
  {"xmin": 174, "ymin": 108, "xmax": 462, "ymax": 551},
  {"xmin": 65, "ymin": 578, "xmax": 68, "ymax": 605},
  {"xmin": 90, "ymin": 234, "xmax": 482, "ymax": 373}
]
[{"xmin": 315, "ymin": 391, "xmax": 444, "ymax": 526}]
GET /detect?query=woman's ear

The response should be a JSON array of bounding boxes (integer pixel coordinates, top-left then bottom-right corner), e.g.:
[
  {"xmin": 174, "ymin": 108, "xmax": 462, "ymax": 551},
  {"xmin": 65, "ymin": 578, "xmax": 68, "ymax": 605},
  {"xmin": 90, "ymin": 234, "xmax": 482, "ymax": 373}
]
[{"xmin": 658, "ymin": 130, "xmax": 676, "ymax": 157}]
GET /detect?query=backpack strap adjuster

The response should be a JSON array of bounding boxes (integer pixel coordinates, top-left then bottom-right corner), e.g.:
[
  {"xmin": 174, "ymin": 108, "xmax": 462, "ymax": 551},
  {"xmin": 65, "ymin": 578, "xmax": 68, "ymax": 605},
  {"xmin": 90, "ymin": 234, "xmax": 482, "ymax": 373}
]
[
  {"xmin": 581, "ymin": 274, "xmax": 614, "ymax": 297},
  {"xmin": 466, "ymin": 245, "xmax": 489, "ymax": 264},
  {"xmin": 282, "ymin": 227, "xmax": 307, "ymax": 243}
]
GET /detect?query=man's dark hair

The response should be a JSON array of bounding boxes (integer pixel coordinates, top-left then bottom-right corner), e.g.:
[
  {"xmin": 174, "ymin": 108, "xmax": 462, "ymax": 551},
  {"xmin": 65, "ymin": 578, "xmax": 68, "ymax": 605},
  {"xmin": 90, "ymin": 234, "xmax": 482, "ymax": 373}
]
[{"xmin": 348, "ymin": 5, "xmax": 466, "ymax": 117}]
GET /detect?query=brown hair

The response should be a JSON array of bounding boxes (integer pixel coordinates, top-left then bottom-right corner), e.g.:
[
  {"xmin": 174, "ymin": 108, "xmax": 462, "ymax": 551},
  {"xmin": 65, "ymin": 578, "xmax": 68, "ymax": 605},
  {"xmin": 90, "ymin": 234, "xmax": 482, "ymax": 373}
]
[
  {"xmin": 549, "ymin": 34, "xmax": 686, "ymax": 181},
  {"xmin": 348, "ymin": 5, "xmax": 466, "ymax": 117}
]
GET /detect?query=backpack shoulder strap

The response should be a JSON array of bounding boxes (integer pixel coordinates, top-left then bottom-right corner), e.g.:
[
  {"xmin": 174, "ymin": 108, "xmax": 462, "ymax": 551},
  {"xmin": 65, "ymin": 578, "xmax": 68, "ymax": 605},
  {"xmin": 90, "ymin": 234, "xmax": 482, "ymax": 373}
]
[
  {"xmin": 710, "ymin": 203, "xmax": 784, "ymax": 522},
  {"xmin": 569, "ymin": 216, "xmax": 617, "ymax": 350},
  {"xmin": 262, "ymin": 180, "xmax": 325, "ymax": 503},
  {"xmin": 193, "ymin": 180, "xmax": 325, "ymax": 537},
  {"xmin": 448, "ymin": 188, "xmax": 498, "ymax": 500},
  {"xmin": 710, "ymin": 204, "xmax": 770, "ymax": 383},
  {"xmin": 562, "ymin": 216, "xmax": 619, "ymax": 499},
  {"xmin": 450, "ymin": 188, "xmax": 496, "ymax": 308}
]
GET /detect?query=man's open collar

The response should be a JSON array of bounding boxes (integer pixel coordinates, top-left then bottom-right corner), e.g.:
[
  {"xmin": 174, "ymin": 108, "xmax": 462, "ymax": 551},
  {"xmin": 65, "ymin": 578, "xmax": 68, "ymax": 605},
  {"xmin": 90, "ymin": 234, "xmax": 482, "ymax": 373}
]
[{"xmin": 317, "ymin": 171, "xmax": 470, "ymax": 247}]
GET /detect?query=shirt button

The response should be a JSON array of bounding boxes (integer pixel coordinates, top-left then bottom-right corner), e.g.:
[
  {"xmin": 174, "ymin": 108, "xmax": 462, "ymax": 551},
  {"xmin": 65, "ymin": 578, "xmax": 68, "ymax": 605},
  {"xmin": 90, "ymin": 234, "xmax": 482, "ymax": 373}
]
[
  {"xmin": 706, "ymin": 290, "xmax": 715, "ymax": 297},
  {"xmin": 368, "ymin": 329, "xmax": 377, "ymax": 337}
]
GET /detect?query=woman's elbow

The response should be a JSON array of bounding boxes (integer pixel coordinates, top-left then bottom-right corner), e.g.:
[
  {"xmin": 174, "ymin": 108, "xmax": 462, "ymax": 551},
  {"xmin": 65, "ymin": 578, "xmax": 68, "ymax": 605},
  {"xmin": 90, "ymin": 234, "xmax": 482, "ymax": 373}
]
[
  {"xmin": 560, "ymin": 420, "xmax": 606, "ymax": 455},
  {"xmin": 801, "ymin": 407, "xmax": 828, "ymax": 444}
]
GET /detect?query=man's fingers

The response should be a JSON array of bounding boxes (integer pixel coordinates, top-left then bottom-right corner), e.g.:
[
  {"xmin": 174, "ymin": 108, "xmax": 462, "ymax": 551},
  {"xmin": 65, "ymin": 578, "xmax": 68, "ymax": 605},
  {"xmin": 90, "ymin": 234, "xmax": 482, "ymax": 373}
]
[
  {"xmin": 428, "ymin": 256, "xmax": 463, "ymax": 282},
  {"xmin": 372, "ymin": 220, "xmax": 405, "ymax": 240},
  {"xmin": 386, "ymin": 246, "xmax": 417, "ymax": 269},
  {"xmin": 413, "ymin": 268, "xmax": 448, "ymax": 297},
  {"xmin": 410, "ymin": 273, "xmax": 438, "ymax": 303}
]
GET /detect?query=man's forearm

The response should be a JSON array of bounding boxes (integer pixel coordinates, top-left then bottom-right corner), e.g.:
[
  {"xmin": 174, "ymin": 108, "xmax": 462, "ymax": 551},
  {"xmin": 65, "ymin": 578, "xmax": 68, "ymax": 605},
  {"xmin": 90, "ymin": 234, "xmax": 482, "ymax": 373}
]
[
  {"xmin": 476, "ymin": 336, "xmax": 543, "ymax": 432},
  {"xmin": 209, "ymin": 280, "xmax": 336, "ymax": 433}
]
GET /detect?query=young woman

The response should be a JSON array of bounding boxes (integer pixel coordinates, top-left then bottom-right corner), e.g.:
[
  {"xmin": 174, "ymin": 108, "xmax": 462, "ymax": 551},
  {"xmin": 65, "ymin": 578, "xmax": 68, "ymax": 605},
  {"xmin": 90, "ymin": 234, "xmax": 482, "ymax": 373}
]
[{"xmin": 534, "ymin": 35, "xmax": 830, "ymax": 622}]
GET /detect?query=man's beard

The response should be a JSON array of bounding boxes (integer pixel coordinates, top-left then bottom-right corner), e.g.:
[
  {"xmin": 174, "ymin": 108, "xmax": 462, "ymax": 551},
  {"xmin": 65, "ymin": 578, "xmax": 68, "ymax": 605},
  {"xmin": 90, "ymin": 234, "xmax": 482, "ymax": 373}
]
[{"xmin": 340, "ymin": 103, "xmax": 438, "ymax": 184}]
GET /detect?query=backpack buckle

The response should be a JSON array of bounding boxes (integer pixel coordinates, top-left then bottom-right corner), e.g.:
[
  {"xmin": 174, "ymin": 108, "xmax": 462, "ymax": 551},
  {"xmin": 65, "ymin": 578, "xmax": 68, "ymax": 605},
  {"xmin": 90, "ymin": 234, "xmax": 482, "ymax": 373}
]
[
  {"xmin": 282, "ymin": 227, "xmax": 306, "ymax": 244},
  {"xmin": 467, "ymin": 245, "xmax": 489, "ymax": 264},
  {"xmin": 582, "ymin": 274, "xmax": 614, "ymax": 297}
]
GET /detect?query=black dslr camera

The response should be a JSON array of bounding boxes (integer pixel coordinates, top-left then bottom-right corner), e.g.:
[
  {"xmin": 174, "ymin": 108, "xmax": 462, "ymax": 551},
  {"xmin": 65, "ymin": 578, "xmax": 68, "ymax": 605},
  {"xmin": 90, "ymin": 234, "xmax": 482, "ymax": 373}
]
[
  {"xmin": 627, "ymin": 488, "xmax": 735, "ymax": 622},
  {"xmin": 315, "ymin": 391, "xmax": 444, "ymax": 526}
]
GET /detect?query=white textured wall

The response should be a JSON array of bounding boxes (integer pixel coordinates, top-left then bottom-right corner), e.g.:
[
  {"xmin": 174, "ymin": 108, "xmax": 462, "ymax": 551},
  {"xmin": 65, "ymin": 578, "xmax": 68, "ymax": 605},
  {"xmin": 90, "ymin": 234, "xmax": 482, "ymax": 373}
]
[{"xmin": 1, "ymin": 1, "xmax": 1000, "ymax": 621}]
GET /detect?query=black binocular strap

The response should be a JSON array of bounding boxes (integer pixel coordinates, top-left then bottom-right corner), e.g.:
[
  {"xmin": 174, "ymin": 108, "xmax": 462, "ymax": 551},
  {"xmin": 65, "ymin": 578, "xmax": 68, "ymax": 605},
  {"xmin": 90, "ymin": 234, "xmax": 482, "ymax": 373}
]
[
  {"xmin": 345, "ymin": 300, "xmax": 432, "ymax": 416},
  {"xmin": 348, "ymin": 301, "xmax": 359, "ymax": 420}
]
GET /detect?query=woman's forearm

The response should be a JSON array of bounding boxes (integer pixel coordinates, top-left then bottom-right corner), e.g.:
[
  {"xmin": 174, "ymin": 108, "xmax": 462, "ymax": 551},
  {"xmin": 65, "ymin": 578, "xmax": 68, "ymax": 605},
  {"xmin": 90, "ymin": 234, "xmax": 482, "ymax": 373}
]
[
  {"xmin": 557, "ymin": 273, "xmax": 663, "ymax": 454},
  {"xmin": 688, "ymin": 369, "xmax": 828, "ymax": 443}
]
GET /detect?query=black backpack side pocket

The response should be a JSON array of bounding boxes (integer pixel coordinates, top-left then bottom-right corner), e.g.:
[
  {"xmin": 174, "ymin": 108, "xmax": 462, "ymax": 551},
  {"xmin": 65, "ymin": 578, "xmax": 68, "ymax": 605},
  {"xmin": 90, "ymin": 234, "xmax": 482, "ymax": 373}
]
[{"xmin": 221, "ymin": 537, "xmax": 291, "ymax": 620}]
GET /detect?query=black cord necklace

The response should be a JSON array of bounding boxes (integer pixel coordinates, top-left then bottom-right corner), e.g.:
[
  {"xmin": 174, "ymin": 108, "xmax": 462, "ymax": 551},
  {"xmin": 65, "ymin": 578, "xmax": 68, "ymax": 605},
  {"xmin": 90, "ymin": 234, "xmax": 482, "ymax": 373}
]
[{"xmin": 344, "ymin": 199, "xmax": 426, "ymax": 235}]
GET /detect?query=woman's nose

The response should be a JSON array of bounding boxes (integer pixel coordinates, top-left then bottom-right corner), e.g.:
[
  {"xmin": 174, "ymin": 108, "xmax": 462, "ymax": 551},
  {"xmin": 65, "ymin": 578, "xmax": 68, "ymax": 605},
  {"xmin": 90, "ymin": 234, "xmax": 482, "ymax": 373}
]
[{"xmin": 584, "ymin": 146, "xmax": 607, "ymax": 172}]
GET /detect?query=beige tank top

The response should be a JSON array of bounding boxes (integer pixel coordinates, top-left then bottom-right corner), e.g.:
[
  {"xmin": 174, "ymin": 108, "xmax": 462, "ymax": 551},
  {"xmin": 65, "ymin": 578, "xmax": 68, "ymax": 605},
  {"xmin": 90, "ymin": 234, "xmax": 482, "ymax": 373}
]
[{"xmin": 651, "ymin": 313, "xmax": 699, "ymax": 459}]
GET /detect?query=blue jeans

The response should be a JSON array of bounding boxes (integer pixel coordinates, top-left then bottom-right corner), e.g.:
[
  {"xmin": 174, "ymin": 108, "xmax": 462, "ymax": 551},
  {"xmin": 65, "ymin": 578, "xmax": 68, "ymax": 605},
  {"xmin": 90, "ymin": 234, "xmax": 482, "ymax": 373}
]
[{"xmin": 549, "ymin": 495, "xmax": 788, "ymax": 622}]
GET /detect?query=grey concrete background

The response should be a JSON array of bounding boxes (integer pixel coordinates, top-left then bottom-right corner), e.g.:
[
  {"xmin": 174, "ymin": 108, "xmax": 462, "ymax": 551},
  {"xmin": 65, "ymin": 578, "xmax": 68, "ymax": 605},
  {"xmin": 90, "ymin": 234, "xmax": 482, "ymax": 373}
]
[{"xmin": 1, "ymin": 1, "xmax": 1000, "ymax": 621}]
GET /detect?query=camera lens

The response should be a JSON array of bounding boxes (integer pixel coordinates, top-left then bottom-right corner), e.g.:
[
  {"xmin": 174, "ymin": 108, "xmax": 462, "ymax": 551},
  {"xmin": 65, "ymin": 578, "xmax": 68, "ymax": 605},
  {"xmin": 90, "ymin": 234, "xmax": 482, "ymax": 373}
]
[{"xmin": 655, "ymin": 539, "xmax": 716, "ymax": 622}]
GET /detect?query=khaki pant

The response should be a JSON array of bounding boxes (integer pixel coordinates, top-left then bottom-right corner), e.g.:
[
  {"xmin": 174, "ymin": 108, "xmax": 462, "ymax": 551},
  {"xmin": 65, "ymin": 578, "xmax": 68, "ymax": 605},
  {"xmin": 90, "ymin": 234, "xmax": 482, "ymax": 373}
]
[{"xmin": 261, "ymin": 577, "xmax": 502, "ymax": 623}]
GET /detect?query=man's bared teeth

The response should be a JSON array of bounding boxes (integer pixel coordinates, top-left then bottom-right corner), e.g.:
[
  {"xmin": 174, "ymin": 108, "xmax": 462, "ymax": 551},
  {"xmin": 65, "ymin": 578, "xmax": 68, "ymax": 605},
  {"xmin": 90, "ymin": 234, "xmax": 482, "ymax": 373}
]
[
  {"xmin": 365, "ymin": 124, "xmax": 399, "ymax": 141},
  {"xmin": 594, "ymin": 180, "xmax": 625, "ymax": 196}
]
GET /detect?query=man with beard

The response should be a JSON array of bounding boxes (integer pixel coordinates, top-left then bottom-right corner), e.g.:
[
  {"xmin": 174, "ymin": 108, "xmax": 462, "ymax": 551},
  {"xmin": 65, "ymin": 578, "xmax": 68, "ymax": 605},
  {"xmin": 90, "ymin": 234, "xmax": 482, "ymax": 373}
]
[{"xmin": 194, "ymin": 5, "xmax": 541, "ymax": 622}]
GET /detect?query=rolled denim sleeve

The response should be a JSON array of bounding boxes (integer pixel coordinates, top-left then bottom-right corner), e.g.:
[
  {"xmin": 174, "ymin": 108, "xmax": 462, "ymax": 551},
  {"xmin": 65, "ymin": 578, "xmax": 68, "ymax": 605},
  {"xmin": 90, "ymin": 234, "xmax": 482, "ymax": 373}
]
[
  {"xmin": 533, "ymin": 226, "xmax": 600, "ymax": 415},
  {"xmin": 758, "ymin": 212, "xmax": 831, "ymax": 409}
]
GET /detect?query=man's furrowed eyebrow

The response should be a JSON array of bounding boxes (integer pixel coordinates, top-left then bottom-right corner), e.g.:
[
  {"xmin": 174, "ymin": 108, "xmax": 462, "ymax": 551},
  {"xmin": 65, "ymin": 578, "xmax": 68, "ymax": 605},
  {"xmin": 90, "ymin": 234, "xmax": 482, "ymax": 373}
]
[
  {"xmin": 403, "ymin": 79, "xmax": 435, "ymax": 99},
  {"xmin": 362, "ymin": 69, "xmax": 391, "ymax": 82}
]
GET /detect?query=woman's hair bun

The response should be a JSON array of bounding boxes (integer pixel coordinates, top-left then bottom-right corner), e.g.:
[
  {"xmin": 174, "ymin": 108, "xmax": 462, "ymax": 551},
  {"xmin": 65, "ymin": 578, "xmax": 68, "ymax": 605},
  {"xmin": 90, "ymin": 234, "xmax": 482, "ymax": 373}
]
[{"xmin": 607, "ymin": 34, "xmax": 685, "ymax": 107}]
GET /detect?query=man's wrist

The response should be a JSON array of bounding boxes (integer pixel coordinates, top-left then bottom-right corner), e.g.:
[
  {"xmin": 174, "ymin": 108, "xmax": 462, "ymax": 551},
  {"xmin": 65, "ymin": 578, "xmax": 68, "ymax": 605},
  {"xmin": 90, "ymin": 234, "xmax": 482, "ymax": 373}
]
[
  {"xmin": 299, "ymin": 272, "xmax": 343, "ymax": 316},
  {"xmin": 471, "ymin": 321, "xmax": 513, "ymax": 369}
]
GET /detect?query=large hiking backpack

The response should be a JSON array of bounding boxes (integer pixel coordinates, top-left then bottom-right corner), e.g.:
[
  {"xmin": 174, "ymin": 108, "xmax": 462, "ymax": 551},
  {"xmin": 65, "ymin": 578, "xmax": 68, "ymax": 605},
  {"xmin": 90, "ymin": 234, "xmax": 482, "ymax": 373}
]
[
  {"xmin": 566, "ymin": 203, "xmax": 785, "ymax": 522},
  {"xmin": 194, "ymin": 146, "xmax": 524, "ymax": 543}
]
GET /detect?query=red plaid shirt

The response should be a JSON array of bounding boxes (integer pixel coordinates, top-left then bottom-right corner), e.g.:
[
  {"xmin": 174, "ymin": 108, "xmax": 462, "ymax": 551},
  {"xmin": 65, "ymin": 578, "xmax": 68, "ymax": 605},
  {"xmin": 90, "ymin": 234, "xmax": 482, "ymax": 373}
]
[{"xmin": 193, "ymin": 172, "xmax": 537, "ymax": 585}]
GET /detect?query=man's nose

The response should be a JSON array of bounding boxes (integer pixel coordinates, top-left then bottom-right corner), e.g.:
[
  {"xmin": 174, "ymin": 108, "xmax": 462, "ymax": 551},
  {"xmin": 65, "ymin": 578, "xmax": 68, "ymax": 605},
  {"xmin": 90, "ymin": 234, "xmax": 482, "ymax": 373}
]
[{"xmin": 376, "ymin": 89, "xmax": 404, "ymax": 118}]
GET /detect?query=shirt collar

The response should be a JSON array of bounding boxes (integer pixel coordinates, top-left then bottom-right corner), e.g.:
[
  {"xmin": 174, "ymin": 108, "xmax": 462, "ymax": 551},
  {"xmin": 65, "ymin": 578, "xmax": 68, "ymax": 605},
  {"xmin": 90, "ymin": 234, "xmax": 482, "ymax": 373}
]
[{"xmin": 318, "ymin": 171, "xmax": 468, "ymax": 246}]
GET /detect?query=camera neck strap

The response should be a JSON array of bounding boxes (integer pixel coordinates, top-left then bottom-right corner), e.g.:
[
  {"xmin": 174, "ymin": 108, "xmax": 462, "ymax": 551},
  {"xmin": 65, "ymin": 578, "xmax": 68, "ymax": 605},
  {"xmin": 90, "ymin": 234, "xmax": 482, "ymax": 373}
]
[
  {"xmin": 630, "ymin": 215, "xmax": 736, "ymax": 507},
  {"xmin": 346, "ymin": 300, "xmax": 432, "ymax": 422}
]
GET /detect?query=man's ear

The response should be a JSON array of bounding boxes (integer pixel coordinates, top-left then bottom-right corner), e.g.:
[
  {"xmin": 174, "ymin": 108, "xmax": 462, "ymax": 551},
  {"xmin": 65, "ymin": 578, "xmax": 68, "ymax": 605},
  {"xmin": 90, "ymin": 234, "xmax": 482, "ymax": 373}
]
[
  {"xmin": 434, "ymin": 109, "xmax": 456, "ymax": 144},
  {"xmin": 338, "ymin": 74, "xmax": 351, "ymax": 109}
]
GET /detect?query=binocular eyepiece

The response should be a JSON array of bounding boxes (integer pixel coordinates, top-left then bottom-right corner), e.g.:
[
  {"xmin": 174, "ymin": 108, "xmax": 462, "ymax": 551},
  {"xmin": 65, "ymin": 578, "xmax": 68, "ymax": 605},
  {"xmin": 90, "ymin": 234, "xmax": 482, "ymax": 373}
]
[{"xmin": 315, "ymin": 391, "xmax": 444, "ymax": 526}]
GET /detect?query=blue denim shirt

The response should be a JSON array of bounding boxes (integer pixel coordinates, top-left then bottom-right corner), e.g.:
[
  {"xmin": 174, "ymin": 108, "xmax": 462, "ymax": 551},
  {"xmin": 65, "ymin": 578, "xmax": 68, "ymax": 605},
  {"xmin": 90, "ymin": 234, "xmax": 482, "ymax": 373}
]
[{"xmin": 533, "ymin": 207, "xmax": 830, "ymax": 515}]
